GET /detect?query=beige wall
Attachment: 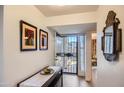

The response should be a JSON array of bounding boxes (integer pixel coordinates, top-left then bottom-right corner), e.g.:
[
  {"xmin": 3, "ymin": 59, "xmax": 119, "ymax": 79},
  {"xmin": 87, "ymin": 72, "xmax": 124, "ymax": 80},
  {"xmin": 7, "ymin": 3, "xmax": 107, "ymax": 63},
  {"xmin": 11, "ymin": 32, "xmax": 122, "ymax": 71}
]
[
  {"xmin": 45, "ymin": 12, "xmax": 97, "ymax": 26},
  {"xmin": 97, "ymin": 5, "xmax": 124, "ymax": 87},
  {"xmin": 1, "ymin": 5, "xmax": 55, "ymax": 86},
  {"xmin": 85, "ymin": 31, "xmax": 96, "ymax": 81},
  {"xmin": 85, "ymin": 32, "xmax": 92, "ymax": 81}
]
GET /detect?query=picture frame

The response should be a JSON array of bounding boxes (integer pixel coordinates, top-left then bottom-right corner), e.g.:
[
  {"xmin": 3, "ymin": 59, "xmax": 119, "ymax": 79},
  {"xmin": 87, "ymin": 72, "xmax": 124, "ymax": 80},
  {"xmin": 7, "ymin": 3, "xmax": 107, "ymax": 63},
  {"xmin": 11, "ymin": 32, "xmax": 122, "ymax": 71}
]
[
  {"xmin": 39, "ymin": 29, "xmax": 48, "ymax": 50},
  {"xmin": 20, "ymin": 20, "xmax": 37, "ymax": 51}
]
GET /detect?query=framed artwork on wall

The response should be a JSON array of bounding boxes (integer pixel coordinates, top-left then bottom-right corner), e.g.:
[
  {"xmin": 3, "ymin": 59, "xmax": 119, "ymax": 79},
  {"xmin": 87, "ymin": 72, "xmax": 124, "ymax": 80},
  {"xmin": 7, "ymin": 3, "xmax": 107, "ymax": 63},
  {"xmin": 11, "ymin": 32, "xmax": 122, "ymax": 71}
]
[
  {"xmin": 39, "ymin": 29, "xmax": 48, "ymax": 50},
  {"xmin": 20, "ymin": 20, "xmax": 37, "ymax": 51}
]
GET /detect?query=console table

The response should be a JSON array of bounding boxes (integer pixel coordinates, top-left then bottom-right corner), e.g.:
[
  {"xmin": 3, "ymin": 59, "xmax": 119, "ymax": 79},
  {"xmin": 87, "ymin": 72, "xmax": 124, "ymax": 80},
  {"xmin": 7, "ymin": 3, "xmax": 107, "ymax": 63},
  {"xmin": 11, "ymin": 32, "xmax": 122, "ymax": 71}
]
[{"xmin": 17, "ymin": 66, "xmax": 63, "ymax": 87}]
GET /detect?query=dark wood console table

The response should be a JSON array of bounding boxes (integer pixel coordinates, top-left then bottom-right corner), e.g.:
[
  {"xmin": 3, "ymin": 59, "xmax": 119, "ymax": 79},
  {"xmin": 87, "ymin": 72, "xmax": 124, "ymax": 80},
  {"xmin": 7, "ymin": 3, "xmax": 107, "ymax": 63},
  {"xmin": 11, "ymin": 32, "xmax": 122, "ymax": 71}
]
[{"xmin": 17, "ymin": 66, "xmax": 63, "ymax": 87}]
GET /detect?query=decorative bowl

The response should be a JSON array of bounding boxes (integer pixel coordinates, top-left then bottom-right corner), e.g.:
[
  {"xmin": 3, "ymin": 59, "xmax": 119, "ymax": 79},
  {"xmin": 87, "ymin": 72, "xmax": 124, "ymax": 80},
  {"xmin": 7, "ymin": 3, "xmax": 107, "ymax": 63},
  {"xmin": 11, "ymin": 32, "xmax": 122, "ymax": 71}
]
[{"xmin": 40, "ymin": 68, "xmax": 54, "ymax": 75}]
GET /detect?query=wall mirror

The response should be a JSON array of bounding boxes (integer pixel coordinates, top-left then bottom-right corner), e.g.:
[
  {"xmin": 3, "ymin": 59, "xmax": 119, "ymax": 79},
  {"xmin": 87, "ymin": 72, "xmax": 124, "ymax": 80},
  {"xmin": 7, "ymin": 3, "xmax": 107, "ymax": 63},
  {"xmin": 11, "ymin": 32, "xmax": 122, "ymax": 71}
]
[{"xmin": 102, "ymin": 10, "xmax": 122, "ymax": 61}]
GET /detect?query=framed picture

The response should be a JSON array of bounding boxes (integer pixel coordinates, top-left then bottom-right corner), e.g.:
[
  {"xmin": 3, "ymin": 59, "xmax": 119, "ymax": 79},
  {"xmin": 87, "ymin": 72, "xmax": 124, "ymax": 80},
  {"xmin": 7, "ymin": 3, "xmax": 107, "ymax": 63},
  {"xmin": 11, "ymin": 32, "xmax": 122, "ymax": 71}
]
[
  {"xmin": 20, "ymin": 20, "xmax": 37, "ymax": 51},
  {"xmin": 39, "ymin": 29, "xmax": 48, "ymax": 50}
]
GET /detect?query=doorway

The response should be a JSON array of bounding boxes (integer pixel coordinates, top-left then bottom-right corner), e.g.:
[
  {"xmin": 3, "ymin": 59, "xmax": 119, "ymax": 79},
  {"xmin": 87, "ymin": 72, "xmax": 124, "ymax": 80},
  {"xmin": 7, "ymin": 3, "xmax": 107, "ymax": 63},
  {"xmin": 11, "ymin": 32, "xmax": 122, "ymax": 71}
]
[
  {"xmin": 63, "ymin": 35, "xmax": 77, "ymax": 74},
  {"xmin": 91, "ymin": 33, "xmax": 97, "ymax": 84},
  {"xmin": 55, "ymin": 33, "xmax": 85, "ymax": 75}
]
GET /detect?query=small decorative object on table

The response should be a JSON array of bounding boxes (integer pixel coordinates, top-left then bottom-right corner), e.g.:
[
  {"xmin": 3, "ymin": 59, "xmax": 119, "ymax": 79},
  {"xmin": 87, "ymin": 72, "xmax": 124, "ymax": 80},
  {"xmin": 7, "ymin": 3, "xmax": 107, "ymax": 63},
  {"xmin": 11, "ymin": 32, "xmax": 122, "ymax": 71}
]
[{"xmin": 40, "ymin": 66, "xmax": 54, "ymax": 75}]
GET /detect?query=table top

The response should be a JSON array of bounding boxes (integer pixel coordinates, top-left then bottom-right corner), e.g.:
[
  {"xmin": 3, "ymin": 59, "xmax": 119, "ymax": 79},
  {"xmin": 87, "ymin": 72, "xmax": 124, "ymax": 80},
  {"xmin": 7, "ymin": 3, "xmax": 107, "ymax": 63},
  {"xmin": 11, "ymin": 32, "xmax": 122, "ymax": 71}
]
[{"xmin": 19, "ymin": 66, "xmax": 61, "ymax": 87}]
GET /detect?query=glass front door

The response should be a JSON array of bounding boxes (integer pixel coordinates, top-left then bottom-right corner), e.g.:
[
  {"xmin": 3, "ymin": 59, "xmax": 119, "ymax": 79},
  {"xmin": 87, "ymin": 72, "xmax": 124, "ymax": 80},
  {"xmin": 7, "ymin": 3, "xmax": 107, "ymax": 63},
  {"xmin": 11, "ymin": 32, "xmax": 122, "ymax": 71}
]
[
  {"xmin": 55, "ymin": 33, "xmax": 85, "ymax": 74},
  {"xmin": 63, "ymin": 35, "xmax": 77, "ymax": 73}
]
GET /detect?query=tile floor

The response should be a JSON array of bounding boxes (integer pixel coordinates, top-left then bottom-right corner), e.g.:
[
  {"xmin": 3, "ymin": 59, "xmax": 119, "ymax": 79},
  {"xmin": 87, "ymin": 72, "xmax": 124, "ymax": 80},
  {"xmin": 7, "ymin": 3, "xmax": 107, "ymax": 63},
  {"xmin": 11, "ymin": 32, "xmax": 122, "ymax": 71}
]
[
  {"xmin": 63, "ymin": 73, "xmax": 91, "ymax": 87},
  {"xmin": 63, "ymin": 67, "xmax": 97, "ymax": 87}
]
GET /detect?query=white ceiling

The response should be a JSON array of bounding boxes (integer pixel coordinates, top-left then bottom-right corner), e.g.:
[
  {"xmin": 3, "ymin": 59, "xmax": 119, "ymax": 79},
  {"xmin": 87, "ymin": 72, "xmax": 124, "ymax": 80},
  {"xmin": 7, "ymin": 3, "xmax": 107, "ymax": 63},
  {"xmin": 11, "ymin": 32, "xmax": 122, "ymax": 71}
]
[
  {"xmin": 48, "ymin": 23, "xmax": 96, "ymax": 34},
  {"xmin": 35, "ymin": 5, "xmax": 99, "ymax": 17}
]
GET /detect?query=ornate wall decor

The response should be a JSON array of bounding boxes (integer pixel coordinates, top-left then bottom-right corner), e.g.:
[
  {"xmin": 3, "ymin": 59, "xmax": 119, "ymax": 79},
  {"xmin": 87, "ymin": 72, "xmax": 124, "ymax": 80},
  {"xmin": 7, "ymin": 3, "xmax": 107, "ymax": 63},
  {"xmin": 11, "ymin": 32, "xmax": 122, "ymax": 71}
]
[{"xmin": 102, "ymin": 10, "xmax": 122, "ymax": 61}]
